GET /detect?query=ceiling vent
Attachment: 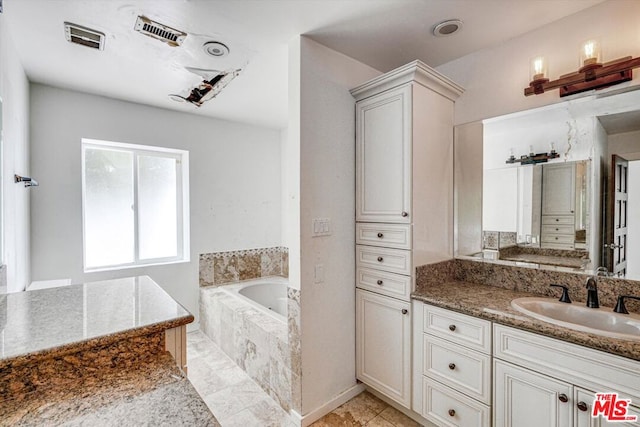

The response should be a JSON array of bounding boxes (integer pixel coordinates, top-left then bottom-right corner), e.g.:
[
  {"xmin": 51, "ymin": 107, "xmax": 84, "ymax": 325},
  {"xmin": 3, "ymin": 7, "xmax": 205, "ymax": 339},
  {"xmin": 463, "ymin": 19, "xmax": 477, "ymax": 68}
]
[
  {"xmin": 64, "ymin": 22, "xmax": 105, "ymax": 50},
  {"xmin": 134, "ymin": 16, "xmax": 187, "ymax": 47}
]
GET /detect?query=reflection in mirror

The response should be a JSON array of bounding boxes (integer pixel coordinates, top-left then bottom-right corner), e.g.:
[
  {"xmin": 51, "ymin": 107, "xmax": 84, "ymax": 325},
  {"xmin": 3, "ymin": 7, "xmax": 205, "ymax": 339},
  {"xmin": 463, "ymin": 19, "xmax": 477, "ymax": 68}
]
[{"xmin": 455, "ymin": 87, "xmax": 640, "ymax": 280}]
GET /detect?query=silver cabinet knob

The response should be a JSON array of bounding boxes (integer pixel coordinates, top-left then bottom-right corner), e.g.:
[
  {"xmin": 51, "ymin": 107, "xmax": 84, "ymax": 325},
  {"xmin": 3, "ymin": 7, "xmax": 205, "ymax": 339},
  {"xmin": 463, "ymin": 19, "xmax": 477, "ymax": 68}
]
[
  {"xmin": 558, "ymin": 394, "xmax": 569, "ymax": 403},
  {"xmin": 401, "ymin": 211, "xmax": 409, "ymax": 217},
  {"xmin": 448, "ymin": 363, "xmax": 456, "ymax": 370},
  {"xmin": 377, "ymin": 232, "xmax": 384, "ymax": 238},
  {"xmin": 376, "ymin": 280, "xmax": 383, "ymax": 285},
  {"xmin": 449, "ymin": 324, "xmax": 456, "ymax": 331},
  {"xmin": 377, "ymin": 256, "xmax": 383, "ymax": 262},
  {"xmin": 401, "ymin": 309, "xmax": 408, "ymax": 315}
]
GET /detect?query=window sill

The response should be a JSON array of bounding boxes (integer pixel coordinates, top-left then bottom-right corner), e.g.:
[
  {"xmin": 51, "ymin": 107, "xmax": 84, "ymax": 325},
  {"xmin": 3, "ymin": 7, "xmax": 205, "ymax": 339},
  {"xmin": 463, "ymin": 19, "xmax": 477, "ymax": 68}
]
[{"xmin": 84, "ymin": 258, "xmax": 191, "ymax": 274}]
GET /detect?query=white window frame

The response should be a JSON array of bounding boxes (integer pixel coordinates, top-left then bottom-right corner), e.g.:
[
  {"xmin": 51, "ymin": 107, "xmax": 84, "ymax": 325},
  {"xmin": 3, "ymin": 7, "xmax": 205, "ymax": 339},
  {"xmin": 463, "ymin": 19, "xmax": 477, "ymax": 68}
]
[{"xmin": 81, "ymin": 138, "xmax": 190, "ymax": 272}]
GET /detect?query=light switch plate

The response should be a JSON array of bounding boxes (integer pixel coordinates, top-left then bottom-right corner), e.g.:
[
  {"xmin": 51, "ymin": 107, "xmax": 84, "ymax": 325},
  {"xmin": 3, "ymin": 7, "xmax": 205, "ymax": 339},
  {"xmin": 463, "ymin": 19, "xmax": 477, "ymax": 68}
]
[{"xmin": 312, "ymin": 218, "xmax": 331, "ymax": 237}]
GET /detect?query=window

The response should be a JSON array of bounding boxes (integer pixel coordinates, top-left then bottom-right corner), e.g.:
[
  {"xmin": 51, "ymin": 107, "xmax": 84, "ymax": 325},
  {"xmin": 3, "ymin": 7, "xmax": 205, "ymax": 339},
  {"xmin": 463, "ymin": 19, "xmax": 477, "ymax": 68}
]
[{"xmin": 81, "ymin": 139, "xmax": 189, "ymax": 271}]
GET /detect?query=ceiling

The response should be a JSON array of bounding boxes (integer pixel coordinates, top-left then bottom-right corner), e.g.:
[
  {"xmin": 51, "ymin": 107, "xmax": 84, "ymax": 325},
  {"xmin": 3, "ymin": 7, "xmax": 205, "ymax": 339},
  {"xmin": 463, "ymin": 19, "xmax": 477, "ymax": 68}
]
[{"xmin": 4, "ymin": 0, "xmax": 606, "ymax": 129}]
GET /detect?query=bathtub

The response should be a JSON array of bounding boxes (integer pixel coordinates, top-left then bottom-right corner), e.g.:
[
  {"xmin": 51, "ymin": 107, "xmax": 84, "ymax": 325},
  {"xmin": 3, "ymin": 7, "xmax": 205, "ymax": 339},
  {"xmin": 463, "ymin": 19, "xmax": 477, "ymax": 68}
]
[
  {"xmin": 222, "ymin": 276, "xmax": 288, "ymax": 322},
  {"xmin": 199, "ymin": 276, "xmax": 292, "ymax": 411}
]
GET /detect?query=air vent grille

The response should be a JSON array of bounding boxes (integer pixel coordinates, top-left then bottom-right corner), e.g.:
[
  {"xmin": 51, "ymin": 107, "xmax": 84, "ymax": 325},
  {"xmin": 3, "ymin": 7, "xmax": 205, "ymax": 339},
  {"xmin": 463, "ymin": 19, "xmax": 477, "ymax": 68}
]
[
  {"xmin": 134, "ymin": 16, "xmax": 187, "ymax": 47},
  {"xmin": 64, "ymin": 22, "xmax": 105, "ymax": 50}
]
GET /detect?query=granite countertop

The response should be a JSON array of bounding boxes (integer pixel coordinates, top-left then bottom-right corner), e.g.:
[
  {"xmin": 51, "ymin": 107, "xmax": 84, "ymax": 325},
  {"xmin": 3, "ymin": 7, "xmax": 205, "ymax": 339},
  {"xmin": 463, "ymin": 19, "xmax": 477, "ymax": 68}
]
[
  {"xmin": 2, "ymin": 352, "xmax": 219, "ymax": 426},
  {"xmin": 0, "ymin": 276, "xmax": 193, "ymax": 368},
  {"xmin": 499, "ymin": 253, "xmax": 586, "ymax": 269},
  {"xmin": 412, "ymin": 280, "xmax": 640, "ymax": 361}
]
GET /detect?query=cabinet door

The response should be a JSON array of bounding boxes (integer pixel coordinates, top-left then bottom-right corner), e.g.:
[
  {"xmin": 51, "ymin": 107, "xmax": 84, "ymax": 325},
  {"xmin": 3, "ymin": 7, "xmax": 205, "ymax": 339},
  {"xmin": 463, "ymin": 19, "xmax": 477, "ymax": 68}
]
[
  {"xmin": 494, "ymin": 360, "xmax": 572, "ymax": 427},
  {"xmin": 356, "ymin": 85, "xmax": 412, "ymax": 223},
  {"xmin": 542, "ymin": 163, "xmax": 576, "ymax": 216},
  {"xmin": 356, "ymin": 289, "xmax": 411, "ymax": 407},
  {"xmin": 576, "ymin": 388, "xmax": 640, "ymax": 427}
]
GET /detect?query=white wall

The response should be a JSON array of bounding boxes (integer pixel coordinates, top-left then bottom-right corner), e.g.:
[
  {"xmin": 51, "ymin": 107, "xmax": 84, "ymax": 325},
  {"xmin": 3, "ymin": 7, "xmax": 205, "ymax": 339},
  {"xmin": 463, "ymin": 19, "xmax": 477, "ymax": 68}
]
[
  {"xmin": 29, "ymin": 84, "xmax": 282, "ymax": 324},
  {"xmin": 0, "ymin": 14, "xmax": 30, "ymax": 293},
  {"xmin": 288, "ymin": 36, "xmax": 380, "ymax": 416},
  {"xmin": 437, "ymin": 0, "xmax": 640, "ymax": 126}
]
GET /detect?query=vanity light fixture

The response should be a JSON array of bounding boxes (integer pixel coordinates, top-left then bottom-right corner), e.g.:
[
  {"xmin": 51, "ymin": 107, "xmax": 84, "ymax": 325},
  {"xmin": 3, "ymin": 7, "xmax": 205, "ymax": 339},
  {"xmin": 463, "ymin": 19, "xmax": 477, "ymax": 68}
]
[
  {"xmin": 525, "ymin": 39, "xmax": 640, "ymax": 97},
  {"xmin": 506, "ymin": 147, "xmax": 559, "ymax": 165}
]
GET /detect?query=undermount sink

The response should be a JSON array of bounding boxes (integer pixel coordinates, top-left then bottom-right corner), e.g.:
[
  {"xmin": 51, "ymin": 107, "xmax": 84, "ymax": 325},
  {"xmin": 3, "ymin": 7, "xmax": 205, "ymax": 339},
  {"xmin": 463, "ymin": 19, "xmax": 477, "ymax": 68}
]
[{"xmin": 511, "ymin": 297, "xmax": 640, "ymax": 341}]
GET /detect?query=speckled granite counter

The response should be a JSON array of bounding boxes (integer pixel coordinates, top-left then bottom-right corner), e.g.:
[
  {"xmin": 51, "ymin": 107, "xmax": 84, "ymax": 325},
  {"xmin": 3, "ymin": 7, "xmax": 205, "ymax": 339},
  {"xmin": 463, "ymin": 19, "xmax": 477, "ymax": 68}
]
[
  {"xmin": 413, "ymin": 262, "xmax": 640, "ymax": 362},
  {"xmin": 0, "ymin": 276, "xmax": 193, "ymax": 367},
  {"xmin": 0, "ymin": 276, "xmax": 219, "ymax": 426}
]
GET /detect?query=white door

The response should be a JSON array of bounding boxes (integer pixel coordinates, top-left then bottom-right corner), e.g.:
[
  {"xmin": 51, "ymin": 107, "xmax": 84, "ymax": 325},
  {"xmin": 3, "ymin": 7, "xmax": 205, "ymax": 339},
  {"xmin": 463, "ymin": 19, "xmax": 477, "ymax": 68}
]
[
  {"xmin": 542, "ymin": 162, "xmax": 576, "ymax": 216},
  {"xmin": 356, "ymin": 289, "xmax": 411, "ymax": 407},
  {"xmin": 494, "ymin": 360, "xmax": 572, "ymax": 427},
  {"xmin": 576, "ymin": 387, "xmax": 640, "ymax": 427},
  {"xmin": 356, "ymin": 84, "xmax": 412, "ymax": 223}
]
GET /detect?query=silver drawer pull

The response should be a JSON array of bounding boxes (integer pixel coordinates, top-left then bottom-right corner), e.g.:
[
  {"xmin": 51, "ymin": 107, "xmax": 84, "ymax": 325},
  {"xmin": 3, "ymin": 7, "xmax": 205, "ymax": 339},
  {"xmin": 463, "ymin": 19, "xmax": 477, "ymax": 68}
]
[
  {"xmin": 401, "ymin": 309, "xmax": 408, "ymax": 315},
  {"xmin": 376, "ymin": 280, "xmax": 383, "ymax": 285},
  {"xmin": 377, "ymin": 232, "xmax": 384, "ymax": 238},
  {"xmin": 449, "ymin": 324, "xmax": 456, "ymax": 331},
  {"xmin": 377, "ymin": 256, "xmax": 383, "ymax": 262},
  {"xmin": 401, "ymin": 211, "xmax": 409, "ymax": 217},
  {"xmin": 448, "ymin": 409, "xmax": 456, "ymax": 417},
  {"xmin": 448, "ymin": 363, "xmax": 456, "ymax": 370}
]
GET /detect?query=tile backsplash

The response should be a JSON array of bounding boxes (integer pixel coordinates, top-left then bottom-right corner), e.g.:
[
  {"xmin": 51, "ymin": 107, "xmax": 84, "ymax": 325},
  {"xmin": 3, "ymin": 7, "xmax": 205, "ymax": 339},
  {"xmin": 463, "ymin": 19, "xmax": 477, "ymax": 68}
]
[{"xmin": 199, "ymin": 247, "xmax": 288, "ymax": 287}]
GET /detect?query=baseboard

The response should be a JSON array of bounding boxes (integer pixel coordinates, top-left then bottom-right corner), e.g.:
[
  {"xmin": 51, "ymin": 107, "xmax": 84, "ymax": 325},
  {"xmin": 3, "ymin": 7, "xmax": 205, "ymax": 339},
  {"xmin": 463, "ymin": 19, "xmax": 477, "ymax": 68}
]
[{"xmin": 293, "ymin": 383, "xmax": 366, "ymax": 427}]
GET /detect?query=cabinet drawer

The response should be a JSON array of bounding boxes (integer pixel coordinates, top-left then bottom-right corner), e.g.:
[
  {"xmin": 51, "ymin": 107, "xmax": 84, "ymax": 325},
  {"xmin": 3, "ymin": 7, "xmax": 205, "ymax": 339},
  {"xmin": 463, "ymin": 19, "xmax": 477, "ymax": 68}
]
[
  {"xmin": 423, "ymin": 335, "xmax": 491, "ymax": 404},
  {"xmin": 423, "ymin": 305, "xmax": 491, "ymax": 353},
  {"xmin": 541, "ymin": 233, "xmax": 574, "ymax": 244},
  {"xmin": 541, "ymin": 224, "xmax": 575, "ymax": 235},
  {"xmin": 542, "ymin": 215, "xmax": 575, "ymax": 225},
  {"xmin": 356, "ymin": 267, "xmax": 411, "ymax": 300},
  {"xmin": 422, "ymin": 378, "xmax": 490, "ymax": 427},
  {"xmin": 494, "ymin": 324, "xmax": 640, "ymax": 402},
  {"xmin": 356, "ymin": 245, "xmax": 411, "ymax": 275},
  {"xmin": 356, "ymin": 223, "xmax": 412, "ymax": 249}
]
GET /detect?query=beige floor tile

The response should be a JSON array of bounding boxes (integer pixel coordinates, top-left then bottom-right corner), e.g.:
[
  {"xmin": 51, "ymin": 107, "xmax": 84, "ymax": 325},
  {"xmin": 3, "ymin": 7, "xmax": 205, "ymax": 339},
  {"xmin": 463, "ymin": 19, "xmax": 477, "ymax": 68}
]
[
  {"xmin": 365, "ymin": 415, "xmax": 395, "ymax": 427},
  {"xmin": 378, "ymin": 406, "xmax": 420, "ymax": 427}
]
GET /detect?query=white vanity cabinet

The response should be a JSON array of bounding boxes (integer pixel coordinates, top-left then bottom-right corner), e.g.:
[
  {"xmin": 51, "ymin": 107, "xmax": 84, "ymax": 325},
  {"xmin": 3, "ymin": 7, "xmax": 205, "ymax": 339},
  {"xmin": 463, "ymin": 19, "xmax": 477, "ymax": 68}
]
[
  {"xmin": 351, "ymin": 61, "xmax": 463, "ymax": 409},
  {"xmin": 494, "ymin": 324, "xmax": 640, "ymax": 427},
  {"xmin": 356, "ymin": 289, "xmax": 412, "ymax": 407},
  {"xmin": 413, "ymin": 302, "xmax": 492, "ymax": 426}
]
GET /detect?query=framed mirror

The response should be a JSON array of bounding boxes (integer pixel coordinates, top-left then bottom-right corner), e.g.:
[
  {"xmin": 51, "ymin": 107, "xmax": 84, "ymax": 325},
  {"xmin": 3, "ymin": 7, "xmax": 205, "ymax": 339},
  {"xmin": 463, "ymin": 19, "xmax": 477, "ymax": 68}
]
[
  {"xmin": 455, "ymin": 87, "xmax": 640, "ymax": 280},
  {"xmin": 0, "ymin": 96, "xmax": 3, "ymax": 266}
]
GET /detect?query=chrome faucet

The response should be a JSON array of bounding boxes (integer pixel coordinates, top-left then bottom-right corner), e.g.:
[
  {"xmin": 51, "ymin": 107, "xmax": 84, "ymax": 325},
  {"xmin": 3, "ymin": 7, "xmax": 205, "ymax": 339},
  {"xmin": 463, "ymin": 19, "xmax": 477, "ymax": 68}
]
[{"xmin": 585, "ymin": 276, "xmax": 599, "ymax": 308}]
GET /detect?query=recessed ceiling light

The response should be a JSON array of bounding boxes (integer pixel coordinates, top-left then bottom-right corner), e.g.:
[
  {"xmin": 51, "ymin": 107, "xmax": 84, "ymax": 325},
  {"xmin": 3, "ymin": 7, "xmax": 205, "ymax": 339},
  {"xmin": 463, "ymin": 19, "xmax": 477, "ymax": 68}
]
[
  {"xmin": 433, "ymin": 19, "xmax": 463, "ymax": 37},
  {"xmin": 203, "ymin": 41, "xmax": 230, "ymax": 57}
]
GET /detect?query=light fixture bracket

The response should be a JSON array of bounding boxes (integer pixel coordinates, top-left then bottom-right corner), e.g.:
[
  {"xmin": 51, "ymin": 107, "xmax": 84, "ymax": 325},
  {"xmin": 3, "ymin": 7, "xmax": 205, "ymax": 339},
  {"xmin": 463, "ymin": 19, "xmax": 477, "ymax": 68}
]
[{"xmin": 525, "ymin": 56, "xmax": 640, "ymax": 97}]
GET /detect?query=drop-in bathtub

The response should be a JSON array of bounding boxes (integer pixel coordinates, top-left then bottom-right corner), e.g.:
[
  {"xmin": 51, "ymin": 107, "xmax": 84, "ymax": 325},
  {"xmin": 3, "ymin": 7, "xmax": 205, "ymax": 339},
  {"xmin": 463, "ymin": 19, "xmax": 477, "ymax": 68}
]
[
  {"xmin": 199, "ymin": 275, "xmax": 291, "ymax": 411},
  {"xmin": 222, "ymin": 276, "xmax": 288, "ymax": 322}
]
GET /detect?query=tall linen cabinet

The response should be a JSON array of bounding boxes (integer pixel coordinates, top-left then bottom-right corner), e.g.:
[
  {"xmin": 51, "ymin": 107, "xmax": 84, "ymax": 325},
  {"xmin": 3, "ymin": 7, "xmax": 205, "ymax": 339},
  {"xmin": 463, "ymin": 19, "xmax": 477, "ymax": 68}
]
[{"xmin": 351, "ymin": 61, "xmax": 463, "ymax": 408}]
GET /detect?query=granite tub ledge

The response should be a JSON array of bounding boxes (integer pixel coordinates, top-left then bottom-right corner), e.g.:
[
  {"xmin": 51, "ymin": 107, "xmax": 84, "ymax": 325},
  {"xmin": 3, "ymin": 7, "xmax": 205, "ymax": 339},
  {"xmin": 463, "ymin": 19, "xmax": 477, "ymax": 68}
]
[
  {"xmin": 412, "ymin": 280, "xmax": 640, "ymax": 362},
  {"xmin": 0, "ymin": 276, "xmax": 194, "ymax": 369}
]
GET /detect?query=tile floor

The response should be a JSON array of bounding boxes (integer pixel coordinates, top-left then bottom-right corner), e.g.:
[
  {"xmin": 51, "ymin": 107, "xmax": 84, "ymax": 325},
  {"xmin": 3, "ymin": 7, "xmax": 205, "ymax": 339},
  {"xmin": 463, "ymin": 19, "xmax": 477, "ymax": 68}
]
[{"xmin": 187, "ymin": 331, "xmax": 421, "ymax": 427}]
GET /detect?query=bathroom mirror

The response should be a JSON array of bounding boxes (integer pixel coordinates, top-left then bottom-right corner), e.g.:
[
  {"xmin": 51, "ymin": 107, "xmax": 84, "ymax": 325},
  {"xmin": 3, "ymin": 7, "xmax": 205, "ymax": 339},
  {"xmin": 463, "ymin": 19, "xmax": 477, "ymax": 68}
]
[{"xmin": 455, "ymin": 87, "xmax": 640, "ymax": 280}]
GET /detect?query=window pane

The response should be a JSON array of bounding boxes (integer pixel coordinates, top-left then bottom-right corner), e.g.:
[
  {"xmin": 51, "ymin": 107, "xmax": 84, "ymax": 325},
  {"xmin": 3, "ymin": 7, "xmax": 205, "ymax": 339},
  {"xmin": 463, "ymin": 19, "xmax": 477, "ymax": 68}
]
[
  {"xmin": 84, "ymin": 148, "xmax": 134, "ymax": 268},
  {"xmin": 138, "ymin": 155, "xmax": 178, "ymax": 260}
]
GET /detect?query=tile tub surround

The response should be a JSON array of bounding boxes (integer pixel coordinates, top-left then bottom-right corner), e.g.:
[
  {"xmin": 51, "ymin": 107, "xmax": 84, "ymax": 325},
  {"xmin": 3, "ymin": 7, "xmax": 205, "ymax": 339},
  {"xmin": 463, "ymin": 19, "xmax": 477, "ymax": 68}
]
[
  {"xmin": 199, "ymin": 246, "xmax": 289, "ymax": 287},
  {"xmin": 0, "ymin": 276, "xmax": 193, "ymax": 366},
  {"xmin": 200, "ymin": 285, "xmax": 294, "ymax": 412},
  {"xmin": 414, "ymin": 259, "xmax": 640, "ymax": 360}
]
